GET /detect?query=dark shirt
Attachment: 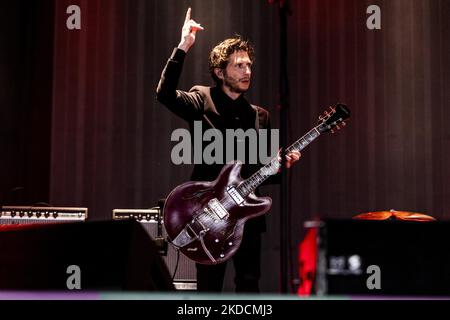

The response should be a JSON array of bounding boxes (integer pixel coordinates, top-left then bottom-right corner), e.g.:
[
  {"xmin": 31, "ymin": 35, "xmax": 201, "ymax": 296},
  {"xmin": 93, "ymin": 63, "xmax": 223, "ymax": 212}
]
[{"xmin": 156, "ymin": 48, "xmax": 279, "ymax": 231}]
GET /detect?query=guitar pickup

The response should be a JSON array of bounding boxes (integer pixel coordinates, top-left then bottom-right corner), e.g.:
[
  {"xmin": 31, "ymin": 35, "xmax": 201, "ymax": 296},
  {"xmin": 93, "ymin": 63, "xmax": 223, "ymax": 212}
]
[
  {"xmin": 227, "ymin": 186, "xmax": 244, "ymax": 205},
  {"xmin": 207, "ymin": 198, "xmax": 229, "ymax": 219}
]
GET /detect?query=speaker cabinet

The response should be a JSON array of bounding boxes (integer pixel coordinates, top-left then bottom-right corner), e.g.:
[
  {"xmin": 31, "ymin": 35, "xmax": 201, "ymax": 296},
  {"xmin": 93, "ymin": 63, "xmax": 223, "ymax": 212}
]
[
  {"xmin": 112, "ymin": 209, "xmax": 197, "ymax": 291},
  {"xmin": 0, "ymin": 220, "xmax": 175, "ymax": 291}
]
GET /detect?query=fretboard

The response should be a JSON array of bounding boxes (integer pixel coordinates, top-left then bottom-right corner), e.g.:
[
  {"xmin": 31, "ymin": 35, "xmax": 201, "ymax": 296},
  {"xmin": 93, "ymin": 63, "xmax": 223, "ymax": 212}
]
[{"xmin": 237, "ymin": 126, "xmax": 321, "ymax": 197}]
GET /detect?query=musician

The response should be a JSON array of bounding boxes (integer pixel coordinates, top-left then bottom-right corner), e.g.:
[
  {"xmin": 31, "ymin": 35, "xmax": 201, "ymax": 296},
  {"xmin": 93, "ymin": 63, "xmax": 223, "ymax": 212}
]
[{"xmin": 156, "ymin": 8, "xmax": 300, "ymax": 292}]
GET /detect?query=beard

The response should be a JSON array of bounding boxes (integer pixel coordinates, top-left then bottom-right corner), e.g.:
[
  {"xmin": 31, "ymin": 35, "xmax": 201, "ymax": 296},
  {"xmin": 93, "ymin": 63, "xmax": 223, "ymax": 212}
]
[{"xmin": 222, "ymin": 72, "xmax": 250, "ymax": 94}]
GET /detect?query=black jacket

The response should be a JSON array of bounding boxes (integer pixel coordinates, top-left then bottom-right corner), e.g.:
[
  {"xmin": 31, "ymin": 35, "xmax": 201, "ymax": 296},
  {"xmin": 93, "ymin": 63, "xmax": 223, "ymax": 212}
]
[{"xmin": 156, "ymin": 48, "xmax": 278, "ymax": 232}]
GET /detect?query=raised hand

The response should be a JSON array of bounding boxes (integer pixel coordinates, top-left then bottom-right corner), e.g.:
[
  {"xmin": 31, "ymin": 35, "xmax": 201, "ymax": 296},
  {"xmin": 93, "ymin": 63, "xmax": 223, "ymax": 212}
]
[{"xmin": 178, "ymin": 8, "xmax": 204, "ymax": 53}]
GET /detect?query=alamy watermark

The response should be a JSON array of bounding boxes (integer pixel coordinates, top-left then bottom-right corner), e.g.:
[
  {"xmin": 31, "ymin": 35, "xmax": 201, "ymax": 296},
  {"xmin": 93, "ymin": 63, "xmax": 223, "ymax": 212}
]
[
  {"xmin": 66, "ymin": 265, "xmax": 81, "ymax": 290},
  {"xmin": 366, "ymin": 264, "xmax": 381, "ymax": 290},
  {"xmin": 65, "ymin": 5, "xmax": 380, "ymax": 31},
  {"xmin": 170, "ymin": 121, "xmax": 279, "ymax": 165},
  {"xmin": 66, "ymin": 5, "xmax": 81, "ymax": 30},
  {"xmin": 367, "ymin": 5, "xmax": 381, "ymax": 30}
]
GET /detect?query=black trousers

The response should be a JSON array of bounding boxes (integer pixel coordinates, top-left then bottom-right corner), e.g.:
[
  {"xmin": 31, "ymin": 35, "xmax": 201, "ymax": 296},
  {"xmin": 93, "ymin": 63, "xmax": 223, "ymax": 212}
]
[{"xmin": 196, "ymin": 228, "xmax": 262, "ymax": 293}]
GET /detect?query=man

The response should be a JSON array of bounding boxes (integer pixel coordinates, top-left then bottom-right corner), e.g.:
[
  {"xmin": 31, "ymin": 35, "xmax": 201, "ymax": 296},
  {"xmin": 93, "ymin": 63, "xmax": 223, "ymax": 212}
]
[{"xmin": 156, "ymin": 8, "xmax": 300, "ymax": 292}]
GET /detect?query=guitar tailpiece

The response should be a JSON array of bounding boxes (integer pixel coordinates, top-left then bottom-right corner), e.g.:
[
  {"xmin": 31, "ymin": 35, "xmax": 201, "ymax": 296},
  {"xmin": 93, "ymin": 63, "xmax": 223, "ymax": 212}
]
[{"xmin": 199, "ymin": 231, "xmax": 216, "ymax": 263}]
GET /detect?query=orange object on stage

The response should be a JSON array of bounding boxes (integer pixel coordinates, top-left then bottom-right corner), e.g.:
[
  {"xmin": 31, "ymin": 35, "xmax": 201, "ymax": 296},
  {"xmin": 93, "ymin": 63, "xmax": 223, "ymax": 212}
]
[{"xmin": 353, "ymin": 209, "xmax": 436, "ymax": 222}]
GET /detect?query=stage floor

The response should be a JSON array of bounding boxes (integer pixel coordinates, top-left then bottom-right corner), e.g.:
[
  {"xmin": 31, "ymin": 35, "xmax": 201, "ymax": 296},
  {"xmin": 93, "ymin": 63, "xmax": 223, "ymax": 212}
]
[{"xmin": 0, "ymin": 292, "xmax": 449, "ymax": 300}]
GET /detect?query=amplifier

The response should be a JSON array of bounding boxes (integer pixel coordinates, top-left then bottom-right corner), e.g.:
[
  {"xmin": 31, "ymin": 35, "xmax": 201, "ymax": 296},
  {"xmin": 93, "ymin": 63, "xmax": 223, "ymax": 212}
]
[
  {"xmin": 298, "ymin": 219, "xmax": 450, "ymax": 296},
  {"xmin": 0, "ymin": 206, "xmax": 87, "ymax": 225},
  {"xmin": 113, "ymin": 208, "xmax": 197, "ymax": 291}
]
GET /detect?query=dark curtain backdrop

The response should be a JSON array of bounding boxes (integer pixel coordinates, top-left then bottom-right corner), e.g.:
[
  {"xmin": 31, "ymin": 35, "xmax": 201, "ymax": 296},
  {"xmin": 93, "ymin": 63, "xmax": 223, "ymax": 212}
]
[
  {"xmin": 46, "ymin": 0, "xmax": 449, "ymax": 292},
  {"xmin": 50, "ymin": 0, "xmax": 280, "ymax": 215},
  {"xmin": 0, "ymin": 1, "xmax": 54, "ymax": 206}
]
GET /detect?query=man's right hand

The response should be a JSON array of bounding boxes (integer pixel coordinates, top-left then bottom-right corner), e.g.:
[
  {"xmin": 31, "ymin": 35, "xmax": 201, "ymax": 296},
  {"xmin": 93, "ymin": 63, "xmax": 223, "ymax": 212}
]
[{"xmin": 178, "ymin": 8, "xmax": 204, "ymax": 53}]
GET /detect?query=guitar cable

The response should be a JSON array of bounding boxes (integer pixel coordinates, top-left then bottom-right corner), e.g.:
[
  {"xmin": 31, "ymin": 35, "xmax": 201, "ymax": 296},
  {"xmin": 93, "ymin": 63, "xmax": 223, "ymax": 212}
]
[
  {"xmin": 156, "ymin": 199, "xmax": 181, "ymax": 282},
  {"xmin": 172, "ymin": 248, "xmax": 180, "ymax": 281}
]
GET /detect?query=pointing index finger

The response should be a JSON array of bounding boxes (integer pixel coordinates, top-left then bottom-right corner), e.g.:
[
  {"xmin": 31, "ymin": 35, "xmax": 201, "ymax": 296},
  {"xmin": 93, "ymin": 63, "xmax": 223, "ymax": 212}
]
[{"xmin": 185, "ymin": 7, "xmax": 191, "ymax": 24}]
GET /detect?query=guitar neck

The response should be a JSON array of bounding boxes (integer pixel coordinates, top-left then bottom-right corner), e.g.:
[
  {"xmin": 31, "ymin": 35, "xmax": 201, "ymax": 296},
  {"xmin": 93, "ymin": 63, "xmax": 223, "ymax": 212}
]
[{"xmin": 237, "ymin": 126, "xmax": 321, "ymax": 197}]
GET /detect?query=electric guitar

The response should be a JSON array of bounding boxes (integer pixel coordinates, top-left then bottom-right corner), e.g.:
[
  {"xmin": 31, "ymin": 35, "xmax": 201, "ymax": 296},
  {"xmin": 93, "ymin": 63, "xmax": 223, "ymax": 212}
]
[{"xmin": 163, "ymin": 103, "xmax": 350, "ymax": 265}]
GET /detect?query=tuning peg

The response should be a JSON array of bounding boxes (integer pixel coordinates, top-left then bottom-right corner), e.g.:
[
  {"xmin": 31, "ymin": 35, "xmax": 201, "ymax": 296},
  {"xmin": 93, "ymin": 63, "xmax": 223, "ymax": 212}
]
[
  {"xmin": 341, "ymin": 121, "xmax": 347, "ymax": 127},
  {"xmin": 329, "ymin": 125, "xmax": 335, "ymax": 133},
  {"xmin": 319, "ymin": 111, "xmax": 330, "ymax": 121}
]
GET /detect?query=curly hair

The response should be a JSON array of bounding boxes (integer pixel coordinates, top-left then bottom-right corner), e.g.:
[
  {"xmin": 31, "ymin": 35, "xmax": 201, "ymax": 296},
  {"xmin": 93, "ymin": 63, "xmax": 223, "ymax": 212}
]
[{"xmin": 208, "ymin": 37, "xmax": 255, "ymax": 85}]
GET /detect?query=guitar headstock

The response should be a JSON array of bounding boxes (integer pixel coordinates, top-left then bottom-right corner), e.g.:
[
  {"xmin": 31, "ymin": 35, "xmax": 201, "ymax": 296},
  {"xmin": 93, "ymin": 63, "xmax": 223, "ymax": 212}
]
[{"xmin": 317, "ymin": 103, "xmax": 351, "ymax": 134}]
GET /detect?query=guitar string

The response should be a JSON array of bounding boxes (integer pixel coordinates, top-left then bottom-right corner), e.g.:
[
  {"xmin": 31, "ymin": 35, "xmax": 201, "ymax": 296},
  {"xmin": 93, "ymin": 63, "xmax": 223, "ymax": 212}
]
[
  {"xmin": 217, "ymin": 131, "xmax": 321, "ymax": 211},
  {"xmin": 182, "ymin": 111, "xmax": 347, "ymax": 255},
  {"xmin": 196, "ymin": 128, "xmax": 322, "ymax": 226},
  {"xmin": 197, "ymin": 113, "xmax": 344, "ymax": 216}
]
